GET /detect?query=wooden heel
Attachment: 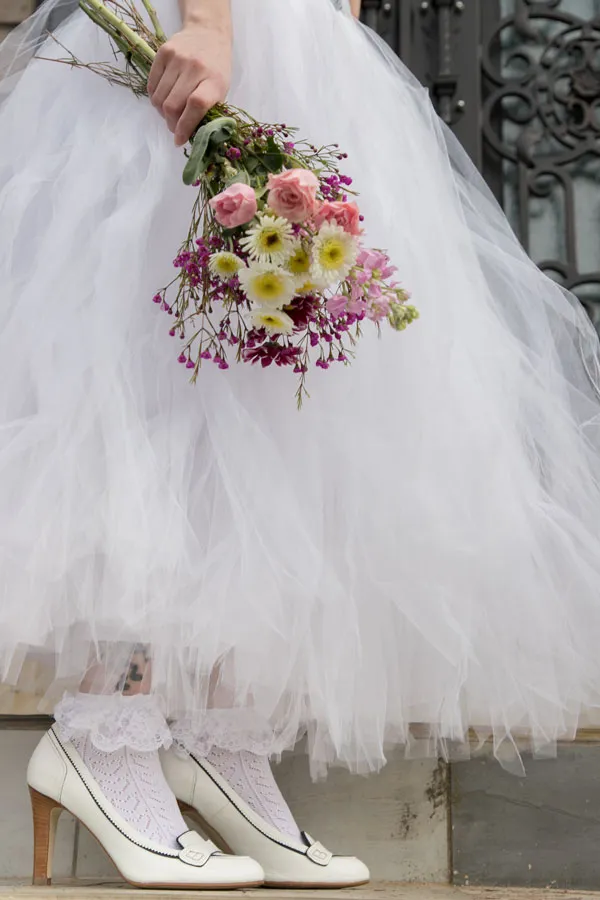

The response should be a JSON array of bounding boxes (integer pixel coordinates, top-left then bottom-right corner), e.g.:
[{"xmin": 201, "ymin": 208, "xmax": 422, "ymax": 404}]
[{"xmin": 29, "ymin": 787, "xmax": 63, "ymax": 886}]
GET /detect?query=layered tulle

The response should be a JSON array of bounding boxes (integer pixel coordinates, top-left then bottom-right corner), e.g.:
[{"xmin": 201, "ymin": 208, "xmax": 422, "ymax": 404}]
[{"xmin": 2, "ymin": 0, "xmax": 600, "ymax": 775}]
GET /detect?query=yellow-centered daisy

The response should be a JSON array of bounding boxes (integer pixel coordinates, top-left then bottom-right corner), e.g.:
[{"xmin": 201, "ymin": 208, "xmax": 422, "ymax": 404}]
[
  {"xmin": 286, "ymin": 241, "xmax": 312, "ymax": 283},
  {"xmin": 240, "ymin": 214, "xmax": 294, "ymax": 265},
  {"xmin": 295, "ymin": 277, "xmax": 329, "ymax": 296},
  {"xmin": 249, "ymin": 307, "xmax": 295, "ymax": 336},
  {"xmin": 312, "ymin": 222, "xmax": 358, "ymax": 286},
  {"xmin": 208, "ymin": 251, "xmax": 245, "ymax": 281},
  {"xmin": 238, "ymin": 262, "xmax": 296, "ymax": 309}
]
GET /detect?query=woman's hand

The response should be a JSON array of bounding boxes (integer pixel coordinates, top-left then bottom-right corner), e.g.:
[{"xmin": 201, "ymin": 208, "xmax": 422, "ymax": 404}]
[{"xmin": 147, "ymin": 20, "xmax": 232, "ymax": 147}]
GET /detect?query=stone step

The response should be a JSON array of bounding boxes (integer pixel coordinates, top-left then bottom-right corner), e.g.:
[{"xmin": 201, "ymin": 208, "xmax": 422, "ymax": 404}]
[
  {"xmin": 5, "ymin": 725, "xmax": 600, "ymax": 889},
  {"xmin": 0, "ymin": 882, "xmax": 599, "ymax": 900}
]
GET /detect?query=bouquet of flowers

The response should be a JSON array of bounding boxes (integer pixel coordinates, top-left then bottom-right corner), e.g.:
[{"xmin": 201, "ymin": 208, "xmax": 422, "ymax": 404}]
[{"xmin": 55, "ymin": 0, "xmax": 418, "ymax": 405}]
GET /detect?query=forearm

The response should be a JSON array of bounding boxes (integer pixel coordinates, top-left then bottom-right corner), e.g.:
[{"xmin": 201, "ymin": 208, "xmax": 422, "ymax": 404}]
[
  {"xmin": 350, "ymin": 0, "xmax": 361, "ymax": 16},
  {"xmin": 178, "ymin": 0, "xmax": 231, "ymax": 31}
]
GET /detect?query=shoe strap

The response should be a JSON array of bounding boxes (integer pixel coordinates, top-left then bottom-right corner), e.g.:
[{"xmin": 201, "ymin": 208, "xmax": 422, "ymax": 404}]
[
  {"xmin": 303, "ymin": 832, "xmax": 334, "ymax": 867},
  {"xmin": 177, "ymin": 830, "xmax": 221, "ymax": 867}
]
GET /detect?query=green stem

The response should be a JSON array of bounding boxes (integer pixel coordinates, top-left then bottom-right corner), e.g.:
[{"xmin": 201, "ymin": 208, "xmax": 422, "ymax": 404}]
[
  {"xmin": 79, "ymin": 0, "xmax": 156, "ymax": 63},
  {"xmin": 78, "ymin": 4, "xmax": 124, "ymax": 44},
  {"xmin": 139, "ymin": 0, "xmax": 167, "ymax": 44}
]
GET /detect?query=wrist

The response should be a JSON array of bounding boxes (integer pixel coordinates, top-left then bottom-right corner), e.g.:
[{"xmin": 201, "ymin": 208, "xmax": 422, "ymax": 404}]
[{"xmin": 181, "ymin": 0, "xmax": 231, "ymax": 33}]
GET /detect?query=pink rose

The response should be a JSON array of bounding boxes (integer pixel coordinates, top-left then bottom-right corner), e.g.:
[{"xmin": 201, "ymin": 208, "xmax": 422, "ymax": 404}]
[
  {"xmin": 314, "ymin": 201, "xmax": 362, "ymax": 236},
  {"xmin": 209, "ymin": 184, "xmax": 258, "ymax": 229},
  {"xmin": 267, "ymin": 169, "xmax": 320, "ymax": 223}
]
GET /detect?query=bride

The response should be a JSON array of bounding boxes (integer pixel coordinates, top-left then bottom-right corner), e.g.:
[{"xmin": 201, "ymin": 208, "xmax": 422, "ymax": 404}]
[{"xmin": 2, "ymin": 0, "xmax": 600, "ymax": 889}]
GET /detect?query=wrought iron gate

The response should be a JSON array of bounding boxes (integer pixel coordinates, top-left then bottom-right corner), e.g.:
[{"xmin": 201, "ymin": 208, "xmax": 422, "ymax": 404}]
[{"xmin": 363, "ymin": 0, "xmax": 600, "ymax": 322}]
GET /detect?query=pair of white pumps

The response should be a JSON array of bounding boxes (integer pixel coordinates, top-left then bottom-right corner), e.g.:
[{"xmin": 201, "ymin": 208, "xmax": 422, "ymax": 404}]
[{"xmin": 27, "ymin": 726, "xmax": 370, "ymax": 890}]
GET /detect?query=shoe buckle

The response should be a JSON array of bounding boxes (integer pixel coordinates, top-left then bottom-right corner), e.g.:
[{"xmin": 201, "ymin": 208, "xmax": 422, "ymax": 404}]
[
  {"xmin": 177, "ymin": 831, "xmax": 213, "ymax": 867},
  {"xmin": 303, "ymin": 832, "xmax": 333, "ymax": 867}
]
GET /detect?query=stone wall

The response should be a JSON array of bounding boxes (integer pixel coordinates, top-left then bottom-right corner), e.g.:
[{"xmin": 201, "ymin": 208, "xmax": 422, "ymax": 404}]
[{"xmin": 0, "ymin": 0, "xmax": 36, "ymax": 43}]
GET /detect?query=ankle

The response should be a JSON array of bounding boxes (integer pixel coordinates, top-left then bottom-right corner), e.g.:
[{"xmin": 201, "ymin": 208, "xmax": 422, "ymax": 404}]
[
  {"xmin": 54, "ymin": 692, "xmax": 171, "ymax": 753},
  {"xmin": 205, "ymin": 747, "xmax": 302, "ymax": 843}
]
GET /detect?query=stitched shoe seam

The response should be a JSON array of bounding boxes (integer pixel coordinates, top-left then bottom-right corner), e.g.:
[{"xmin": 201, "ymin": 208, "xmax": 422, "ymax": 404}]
[
  {"xmin": 52, "ymin": 729, "xmax": 183, "ymax": 859},
  {"xmin": 190, "ymin": 752, "xmax": 313, "ymax": 860}
]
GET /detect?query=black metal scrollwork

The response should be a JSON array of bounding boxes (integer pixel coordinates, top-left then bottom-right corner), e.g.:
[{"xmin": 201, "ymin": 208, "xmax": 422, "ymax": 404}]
[
  {"xmin": 482, "ymin": 0, "xmax": 600, "ymax": 319},
  {"xmin": 361, "ymin": 1, "xmax": 479, "ymax": 156},
  {"xmin": 418, "ymin": 0, "xmax": 467, "ymax": 125}
]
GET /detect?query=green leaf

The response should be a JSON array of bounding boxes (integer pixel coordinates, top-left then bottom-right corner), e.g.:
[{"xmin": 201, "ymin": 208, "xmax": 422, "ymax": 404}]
[
  {"xmin": 183, "ymin": 117, "xmax": 237, "ymax": 186},
  {"xmin": 224, "ymin": 170, "xmax": 251, "ymax": 189},
  {"xmin": 261, "ymin": 136, "xmax": 285, "ymax": 173},
  {"xmin": 245, "ymin": 156, "xmax": 261, "ymax": 174}
]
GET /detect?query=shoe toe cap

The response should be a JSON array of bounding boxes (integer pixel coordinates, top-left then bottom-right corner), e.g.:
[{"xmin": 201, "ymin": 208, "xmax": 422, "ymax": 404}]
[
  {"xmin": 314, "ymin": 855, "xmax": 370, "ymax": 886},
  {"xmin": 225, "ymin": 856, "xmax": 265, "ymax": 884}
]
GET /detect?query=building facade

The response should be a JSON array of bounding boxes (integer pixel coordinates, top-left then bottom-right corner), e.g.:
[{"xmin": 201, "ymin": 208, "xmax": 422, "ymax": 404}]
[{"xmin": 363, "ymin": 0, "xmax": 600, "ymax": 328}]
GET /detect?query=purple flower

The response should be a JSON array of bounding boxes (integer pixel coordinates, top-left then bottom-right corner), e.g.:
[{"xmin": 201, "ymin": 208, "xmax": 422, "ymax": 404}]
[
  {"xmin": 286, "ymin": 295, "xmax": 320, "ymax": 329},
  {"xmin": 243, "ymin": 342, "xmax": 299, "ymax": 369},
  {"xmin": 274, "ymin": 345, "xmax": 301, "ymax": 367}
]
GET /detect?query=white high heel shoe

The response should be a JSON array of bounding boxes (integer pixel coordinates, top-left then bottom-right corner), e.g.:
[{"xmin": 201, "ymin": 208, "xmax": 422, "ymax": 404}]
[
  {"xmin": 27, "ymin": 727, "xmax": 265, "ymax": 889},
  {"xmin": 161, "ymin": 747, "xmax": 370, "ymax": 889}
]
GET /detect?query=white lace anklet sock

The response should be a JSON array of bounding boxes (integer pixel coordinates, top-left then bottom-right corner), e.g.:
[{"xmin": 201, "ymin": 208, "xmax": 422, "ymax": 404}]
[
  {"xmin": 55, "ymin": 693, "xmax": 187, "ymax": 849},
  {"xmin": 70, "ymin": 733, "xmax": 188, "ymax": 849},
  {"xmin": 206, "ymin": 746, "xmax": 303, "ymax": 842}
]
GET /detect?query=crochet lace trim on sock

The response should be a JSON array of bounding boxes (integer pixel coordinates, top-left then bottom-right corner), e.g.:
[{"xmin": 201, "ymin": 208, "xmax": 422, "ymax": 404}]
[
  {"xmin": 54, "ymin": 692, "xmax": 172, "ymax": 752},
  {"xmin": 170, "ymin": 708, "xmax": 285, "ymax": 757}
]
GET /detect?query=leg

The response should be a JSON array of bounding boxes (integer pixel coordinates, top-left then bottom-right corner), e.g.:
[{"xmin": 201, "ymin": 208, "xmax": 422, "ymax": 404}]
[{"xmin": 54, "ymin": 644, "xmax": 188, "ymax": 848}]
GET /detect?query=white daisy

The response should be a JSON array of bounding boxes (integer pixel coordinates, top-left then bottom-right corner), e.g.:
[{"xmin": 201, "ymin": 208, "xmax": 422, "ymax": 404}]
[
  {"xmin": 239, "ymin": 214, "xmax": 295, "ymax": 265},
  {"xmin": 238, "ymin": 262, "xmax": 296, "ymax": 309},
  {"xmin": 285, "ymin": 240, "xmax": 313, "ymax": 286},
  {"xmin": 249, "ymin": 307, "xmax": 295, "ymax": 336},
  {"xmin": 294, "ymin": 275, "xmax": 330, "ymax": 296},
  {"xmin": 208, "ymin": 251, "xmax": 245, "ymax": 281},
  {"xmin": 311, "ymin": 222, "xmax": 359, "ymax": 286}
]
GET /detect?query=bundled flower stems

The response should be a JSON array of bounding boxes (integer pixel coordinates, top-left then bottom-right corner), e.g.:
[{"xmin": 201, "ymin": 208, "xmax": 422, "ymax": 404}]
[{"xmin": 60, "ymin": 0, "xmax": 418, "ymax": 405}]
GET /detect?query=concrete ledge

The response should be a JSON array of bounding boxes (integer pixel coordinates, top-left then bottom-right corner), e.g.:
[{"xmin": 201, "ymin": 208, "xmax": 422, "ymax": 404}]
[{"xmin": 2, "ymin": 883, "xmax": 600, "ymax": 900}]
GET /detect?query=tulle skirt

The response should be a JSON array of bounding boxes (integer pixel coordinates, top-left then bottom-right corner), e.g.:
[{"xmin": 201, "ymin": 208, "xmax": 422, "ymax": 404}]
[{"xmin": 2, "ymin": 0, "xmax": 600, "ymax": 775}]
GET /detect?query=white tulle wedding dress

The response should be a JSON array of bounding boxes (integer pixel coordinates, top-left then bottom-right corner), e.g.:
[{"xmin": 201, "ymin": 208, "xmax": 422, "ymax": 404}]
[{"xmin": 2, "ymin": 0, "xmax": 600, "ymax": 778}]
